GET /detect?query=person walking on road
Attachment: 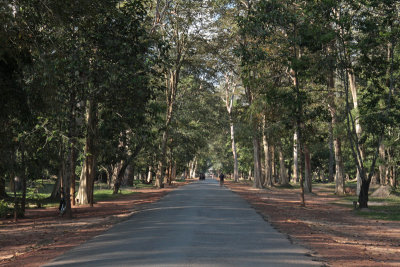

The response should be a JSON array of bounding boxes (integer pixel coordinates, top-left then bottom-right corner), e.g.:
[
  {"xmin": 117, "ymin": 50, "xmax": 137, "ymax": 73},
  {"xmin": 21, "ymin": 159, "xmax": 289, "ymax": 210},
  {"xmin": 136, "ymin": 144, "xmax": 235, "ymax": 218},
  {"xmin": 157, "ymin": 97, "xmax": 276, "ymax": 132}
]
[{"xmin": 219, "ymin": 173, "xmax": 225, "ymax": 187}]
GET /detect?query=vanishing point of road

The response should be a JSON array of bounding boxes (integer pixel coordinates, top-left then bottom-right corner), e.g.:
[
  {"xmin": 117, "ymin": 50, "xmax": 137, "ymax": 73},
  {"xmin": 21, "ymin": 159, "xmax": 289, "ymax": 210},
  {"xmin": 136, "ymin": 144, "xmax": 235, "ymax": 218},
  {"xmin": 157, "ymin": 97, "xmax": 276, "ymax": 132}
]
[{"xmin": 44, "ymin": 179, "xmax": 322, "ymax": 267}]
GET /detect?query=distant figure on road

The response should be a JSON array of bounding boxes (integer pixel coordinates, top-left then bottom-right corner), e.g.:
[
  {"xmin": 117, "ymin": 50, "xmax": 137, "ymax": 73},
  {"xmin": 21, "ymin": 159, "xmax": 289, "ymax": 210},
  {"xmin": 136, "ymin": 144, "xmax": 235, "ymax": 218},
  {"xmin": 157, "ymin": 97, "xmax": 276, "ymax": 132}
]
[
  {"xmin": 199, "ymin": 173, "xmax": 205, "ymax": 180},
  {"xmin": 219, "ymin": 173, "xmax": 225, "ymax": 187}
]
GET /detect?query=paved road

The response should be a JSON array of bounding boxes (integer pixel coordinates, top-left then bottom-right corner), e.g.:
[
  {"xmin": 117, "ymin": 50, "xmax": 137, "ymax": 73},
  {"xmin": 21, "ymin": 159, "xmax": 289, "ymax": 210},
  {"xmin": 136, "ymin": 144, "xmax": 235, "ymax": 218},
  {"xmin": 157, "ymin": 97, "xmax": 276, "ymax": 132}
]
[{"xmin": 44, "ymin": 180, "xmax": 321, "ymax": 267}]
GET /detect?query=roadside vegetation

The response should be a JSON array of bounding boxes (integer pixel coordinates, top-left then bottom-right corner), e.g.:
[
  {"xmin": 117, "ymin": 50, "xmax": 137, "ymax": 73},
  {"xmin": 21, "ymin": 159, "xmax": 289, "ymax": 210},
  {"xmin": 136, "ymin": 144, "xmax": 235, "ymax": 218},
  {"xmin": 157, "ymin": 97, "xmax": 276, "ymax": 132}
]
[{"xmin": 1, "ymin": 0, "xmax": 400, "ymax": 224}]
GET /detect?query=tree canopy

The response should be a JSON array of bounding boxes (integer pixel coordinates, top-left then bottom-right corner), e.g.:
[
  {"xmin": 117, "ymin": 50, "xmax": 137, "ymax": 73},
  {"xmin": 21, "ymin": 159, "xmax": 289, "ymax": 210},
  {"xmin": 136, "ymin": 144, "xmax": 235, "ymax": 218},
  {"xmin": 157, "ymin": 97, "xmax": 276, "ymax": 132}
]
[{"xmin": 1, "ymin": 0, "xmax": 400, "ymax": 216}]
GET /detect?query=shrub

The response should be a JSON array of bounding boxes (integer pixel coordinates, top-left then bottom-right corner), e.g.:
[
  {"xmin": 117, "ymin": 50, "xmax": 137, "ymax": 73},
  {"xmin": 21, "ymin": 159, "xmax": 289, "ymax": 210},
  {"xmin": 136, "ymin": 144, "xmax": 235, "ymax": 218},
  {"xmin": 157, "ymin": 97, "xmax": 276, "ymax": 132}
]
[{"xmin": 0, "ymin": 200, "xmax": 10, "ymax": 218}]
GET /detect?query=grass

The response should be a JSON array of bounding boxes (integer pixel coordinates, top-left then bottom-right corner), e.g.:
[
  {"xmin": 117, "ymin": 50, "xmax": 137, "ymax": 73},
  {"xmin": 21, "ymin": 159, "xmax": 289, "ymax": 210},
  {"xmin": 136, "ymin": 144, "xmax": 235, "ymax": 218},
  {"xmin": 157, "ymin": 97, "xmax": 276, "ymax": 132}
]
[
  {"xmin": 4, "ymin": 179, "xmax": 156, "ymax": 210},
  {"xmin": 356, "ymin": 205, "xmax": 400, "ymax": 221},
  {"xmin": 338, "ymin": 186, "xmax": 400, "ymax": 221},
  {"xmin": 93, "ymin": 188, "xmax": 138, "ymax": 202},
  {"xmin": 265, "ymin": 180, "xmax": 400, "ymax": 222}
]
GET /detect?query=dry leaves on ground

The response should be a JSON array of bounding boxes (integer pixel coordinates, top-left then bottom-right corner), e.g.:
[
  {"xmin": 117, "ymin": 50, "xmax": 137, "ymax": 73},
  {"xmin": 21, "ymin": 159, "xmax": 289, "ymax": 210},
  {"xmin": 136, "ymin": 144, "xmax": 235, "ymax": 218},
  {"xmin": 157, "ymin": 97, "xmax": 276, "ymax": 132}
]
[
  {"xmin": 225, "ymin": 181, "xmax": 400, "ymax": 267},
  {"xmin": 0, "ymin": 183, "xmax": 186, "ymax": 267}
]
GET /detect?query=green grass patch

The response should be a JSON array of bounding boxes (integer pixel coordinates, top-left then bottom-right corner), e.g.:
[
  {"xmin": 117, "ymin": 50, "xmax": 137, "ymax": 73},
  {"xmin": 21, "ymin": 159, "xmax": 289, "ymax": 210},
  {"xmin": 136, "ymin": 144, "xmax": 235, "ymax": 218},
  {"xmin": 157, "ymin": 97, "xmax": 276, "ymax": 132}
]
[
  {"xmin": 339, "ymin": 194, "xmax": 400, "ymax": 221},
  {"xmin": 356, "ymin": 205, "xmax": 400, "ymax": 221},
  {"xmin": 4, "ymin": 180, "xmax": 148, "ymax": 210},
  {"xmin": 132, "ymin": 180, "xmax": 154, "ymax": 189},
  {"xmin": 93, "ymin": 188, "xmax": 137, "ymax": 202}
]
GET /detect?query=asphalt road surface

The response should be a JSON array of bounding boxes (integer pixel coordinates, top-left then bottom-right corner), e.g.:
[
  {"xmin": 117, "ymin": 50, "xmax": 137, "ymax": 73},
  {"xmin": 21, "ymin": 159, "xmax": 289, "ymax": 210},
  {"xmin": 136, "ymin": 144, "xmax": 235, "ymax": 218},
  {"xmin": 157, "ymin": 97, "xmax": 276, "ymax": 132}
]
[{"xmin": 43, "ymin": 179, "xmax": 322, "ymax": 267}]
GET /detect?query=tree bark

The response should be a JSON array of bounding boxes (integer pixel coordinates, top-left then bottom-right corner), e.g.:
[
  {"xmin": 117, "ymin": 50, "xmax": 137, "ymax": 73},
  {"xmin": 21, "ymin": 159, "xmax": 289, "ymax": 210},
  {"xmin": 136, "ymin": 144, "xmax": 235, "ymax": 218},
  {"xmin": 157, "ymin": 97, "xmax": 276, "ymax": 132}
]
[
  {"xmin": 345, "ymin": 68, "xmax": 376, "ymax": 208},
  {"xmin": 278, "ymin": 145, "xmax": 288, "ymax": 185},
  {"xmin": 50, "ymin": 169, "xmax": 62, "ymax": 200},
  {"xmin": 113, "ymin": 160, "xmax": 128, "ymax": 194},
  {"xmin": 21, "ymin": 171, "xmax": 27, "ymax": 215},
  {"xmin": 147, "ymin": 166, "xmax": 153, "ymax": 183},
  {"xmin": 348, "ymin": 71, "xmax": 363, "ymax": 195},
  {"xmin": 252, "ymin": 134, "xmax": 263, "ymax": 188},
  {"xmin": 192, "ymin": 159, "xmax": 197, "ymax": 179},
  {"xmin": 358, "ymin": 170, "xmax": 370, "ymax": 209},
  {"xmin": 171, "ymin": 161, "xmax": 176, "ymax": 181},
  {"xmin": 230, "ymin": 120, "xmax": 239, "ymax": 182},
  {"xmin": 63, "ymin": 153, "xmax": 73, "ymax": 218},
  {"xmin": 155, "ymin": 123, "xmax": 169, "ymax": 188},
  {"xmin": 113, "ymin": 144, "xmax": 143, "ymax": 193},
  {"xmin": 328, "ymin": 120, "xmax": 335, "ymax": 183},
  {"xmin": 224, "ymin": 75, "xmax": 239, "ymax": 182},
  {"xmin": 0, "ymin": 176, "xmax": 6, "ymax": 199},
  {"xmin": 77, "ymin": 99, "xmax": 97, "ymax": 206},
  {"xmin": 125, "ymin": 164, "xmax": 134, "ymax": 187},
  {"xmin": 334, "ymin": 138, "xmax": 345, "ymax": 195},
  {"xmin": 293, "ymin": 131, "xmax": 299, "ymax": 183},
  {"xmin": 271, "ymin": 145, "xmax": 276, "ymax": 184},
  {"xmin": 69, "ymin": 143, "xmax": 77, "ymax": 206},
  {"xmin": 390, "ymin": 166, "xmax": 396, "ymax": 187},
  {"xmin": 379, "ymin": 143, "xmax": 386, "ymax": 185},
  {"xmin": 303, "ymin": 144, "xmax": 312, "ymax": 193},
  {"xmin": 262, "ymin": 118, "xmax": 272, "ymax": 187},
  {"xmin": 328, "ymin": 79, "xmax": 345, "ymax": 195}
]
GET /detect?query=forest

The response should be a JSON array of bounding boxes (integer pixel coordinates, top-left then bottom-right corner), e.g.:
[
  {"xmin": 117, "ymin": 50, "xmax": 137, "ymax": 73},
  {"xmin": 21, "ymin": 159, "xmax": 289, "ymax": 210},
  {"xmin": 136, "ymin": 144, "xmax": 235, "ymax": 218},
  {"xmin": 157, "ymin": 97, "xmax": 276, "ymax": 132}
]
[{"xmin": 1, "ymin": 0, "xmax": 400, "ymax": 220}]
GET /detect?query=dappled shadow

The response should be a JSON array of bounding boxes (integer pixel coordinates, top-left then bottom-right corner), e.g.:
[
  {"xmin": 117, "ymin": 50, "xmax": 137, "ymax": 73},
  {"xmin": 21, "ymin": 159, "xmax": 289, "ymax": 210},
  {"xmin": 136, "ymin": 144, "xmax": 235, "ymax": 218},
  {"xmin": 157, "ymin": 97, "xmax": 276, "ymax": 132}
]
[{"xmin": 44, "ymin": 180, "xmax": 320, "ymax": 267}]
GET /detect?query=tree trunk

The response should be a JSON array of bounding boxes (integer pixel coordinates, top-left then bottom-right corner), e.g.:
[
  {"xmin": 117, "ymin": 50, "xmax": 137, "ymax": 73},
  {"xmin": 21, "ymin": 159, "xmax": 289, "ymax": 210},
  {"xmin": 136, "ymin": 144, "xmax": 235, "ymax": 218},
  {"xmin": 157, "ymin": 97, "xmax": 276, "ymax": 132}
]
[
  {"xmin": 304, "ymin": 144, "xmax": 312, "ymax": 193},
  {"xmin": 113, "ymin": 160, "xmax": 130, "ymax": 194},
  {"xmin": 126, "ymin": 164, "xmax": 134, "ymax": 187},
  {"xmin": 328, "ymin": 70, "xmax": 345, "ymax": 195},
  {"xmin": 332, "ymin": 129, "xmax": 345, "ymax": 196},
  {"xmin": 171, "ymin": 162, "xmax": 177, "ymax": 181},
  {"xmin": 63, "ymin": 154, "xmax": 73, "ymax": 218},
  {"xmin": 0, "ymin": 176, "xmax": 6, "ymax": 199},
  {"xmin": 293, "ymin": 131, "xmax": 299, "ymax": 183},
  {"xmin": 50, "ymin": 169, "xmax": 62, "ymax": 200},
  {"xmin": 334, "ymin": 138, "xmax": 345, "ymax": 195},
  {"xmin": 77, "ymin": 99, "xmax": 97, "ymax": 206},
  {"xmin": 69, "ymin": 142, "xmax": 77, "ymax": 206},
  {"xmin": 155, "ymin": 131, "xmax": 168, "ymax": 188},
  {"xmin": 225, "ymin": 76, "xmax": 239, "ymax": 183},
  {"xmin": 252, "ymin": 134, "xmax": 263, "ymax": 189},
  {"xmin": 147, "ymin": 166, "xmax": 153, "ymax": 183},
  {"xmin": 328, "ymin": 120, "xmax": 335, "ymax": 183},
  {"xmin": 21, "ymin": 171, "xmax": 26, "ymax": 215},
  {"xmin": 262, "ymin": 119, "xmax": 272, "ymax": 187},
  {"xmin": 163, "ymin": 159, "xmax": 170, "ymax": 184},
  {"xmin": 278, "ymin": 145, "xmax": 288, "ymax": 185},
  {"xmin": 230, "ymin": 120, "xmax": 239, "ymax": 182},
  {"xmin": 105, "ymin": 165, "xmax": 112, "ymax": 187},
  {"xmin": 155, "ymin": 45, "xmax": 182, "ymax": 188},
  {"xmin": 271, "ymin": 145, "xmax": 276, "ymax": 184},
  {"xmin": 112, "ymin": 162, "xmax": 123, "ymax": 194},
  {"xmin": 391, "ymin": 166, "xmax": 396, "ymax": 187},
  {"xmin": 192, "ymin": 160, "xmax": 197, "ymax": 179},
  {"xmin": 348, "ymin": 71, "xmax": 364, "ymax": 195},
  {"xmin": 358, "ymin": 171, "xmax": 370, "ymax": 209},
  {"xmin": 69, "ymin": 89, "xmax": 78, "ymax": 207},
  {"xmin": 13, "ymin": 173, "xmax": 18, "ymax": 221},
  {"xmin": 379, "ymin": 143, "xmax": 386, "ymax": 185}
]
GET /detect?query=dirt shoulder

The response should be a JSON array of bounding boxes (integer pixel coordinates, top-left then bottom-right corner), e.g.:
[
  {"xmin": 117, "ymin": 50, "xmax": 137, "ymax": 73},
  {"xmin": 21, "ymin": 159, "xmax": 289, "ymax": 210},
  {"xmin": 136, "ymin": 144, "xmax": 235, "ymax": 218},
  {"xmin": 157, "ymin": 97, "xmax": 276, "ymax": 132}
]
[
  {"xmin": 0, "ymin": 182, "xmax": 188, "ymax": 267},
  {"xmin": 225, "ymin": 181, "xmax": 400, "ymax": 267}
]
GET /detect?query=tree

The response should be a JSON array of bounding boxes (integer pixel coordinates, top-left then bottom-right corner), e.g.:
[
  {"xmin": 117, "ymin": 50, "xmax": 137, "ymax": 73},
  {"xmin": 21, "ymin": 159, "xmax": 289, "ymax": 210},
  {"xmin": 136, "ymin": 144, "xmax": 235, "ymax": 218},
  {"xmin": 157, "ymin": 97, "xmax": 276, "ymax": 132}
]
[{"xmin": 336, "ymin": 0, "xmax": 400, "ymax": 208}]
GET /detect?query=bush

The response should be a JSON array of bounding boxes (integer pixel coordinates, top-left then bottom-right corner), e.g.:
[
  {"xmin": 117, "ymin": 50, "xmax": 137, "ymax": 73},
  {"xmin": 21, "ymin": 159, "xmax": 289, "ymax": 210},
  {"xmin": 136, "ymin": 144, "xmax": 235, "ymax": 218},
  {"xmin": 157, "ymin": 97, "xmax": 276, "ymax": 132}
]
[{"xmin": 0, "ymin": 200, "xmax": 10, "ymax": 218}]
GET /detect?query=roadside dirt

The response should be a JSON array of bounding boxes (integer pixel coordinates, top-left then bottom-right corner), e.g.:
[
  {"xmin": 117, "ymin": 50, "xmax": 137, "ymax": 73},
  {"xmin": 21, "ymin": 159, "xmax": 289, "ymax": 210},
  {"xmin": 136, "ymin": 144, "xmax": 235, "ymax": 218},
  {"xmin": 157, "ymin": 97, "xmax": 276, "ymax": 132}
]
[
  {"xmin": 225, "ymin": 181, "xmax": 400, "ymax": 267},
  {"xmin": 2, "ymin": 180, "xmax": 399, "ymax": 267},
  {"xmin": 0, "ymin": 182, "xmax": 187, "ymax": 267}
]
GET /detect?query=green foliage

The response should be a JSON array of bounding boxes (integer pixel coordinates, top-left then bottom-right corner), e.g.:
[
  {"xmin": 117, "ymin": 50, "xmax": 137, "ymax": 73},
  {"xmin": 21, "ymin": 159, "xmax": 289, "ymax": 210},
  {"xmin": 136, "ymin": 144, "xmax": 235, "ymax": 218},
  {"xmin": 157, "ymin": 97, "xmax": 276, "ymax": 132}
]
[{"xmin": 0, "ymin": 200, "xmax": 10, "ymax": 218}]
